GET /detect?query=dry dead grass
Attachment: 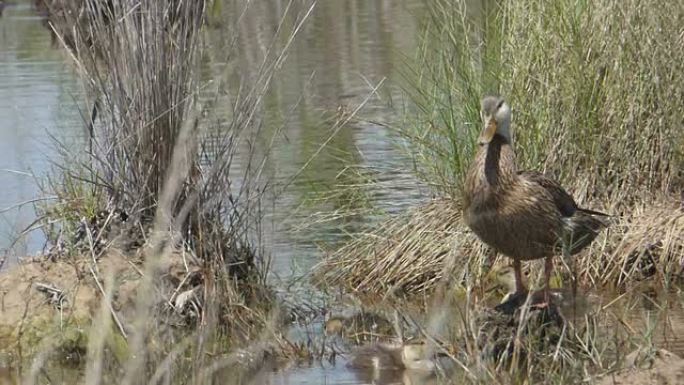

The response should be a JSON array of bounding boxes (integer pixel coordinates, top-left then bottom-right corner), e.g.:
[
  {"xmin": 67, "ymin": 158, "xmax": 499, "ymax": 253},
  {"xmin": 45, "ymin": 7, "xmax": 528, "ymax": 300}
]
[
  {"xmin": 313, "ymin": 197, "xmax": 481, "ymax": 295},
  {"xmin": 314, "ymin": 194, "xmax": 684, "ymax": 297},
  {"xmin": 596, "ymin": 200, "xmax": 684, "ymax": 288}
]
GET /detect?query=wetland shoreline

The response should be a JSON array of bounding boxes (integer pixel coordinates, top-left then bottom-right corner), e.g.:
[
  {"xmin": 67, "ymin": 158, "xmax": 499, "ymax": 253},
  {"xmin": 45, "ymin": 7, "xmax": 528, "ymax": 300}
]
[{"xmin": 1, "ymin": 0, "xmax": 683, "ymax": 384}]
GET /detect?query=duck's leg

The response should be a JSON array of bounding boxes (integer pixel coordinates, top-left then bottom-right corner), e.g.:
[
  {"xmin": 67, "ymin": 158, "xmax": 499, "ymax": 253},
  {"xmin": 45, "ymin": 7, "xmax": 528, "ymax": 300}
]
[
  {"xmin": 537, "ymin": 256, "xmax": 553, "ymax": 307},
  {"xmin": 513, "ymin": 259, "xmax": 526, "ymax": 294}
]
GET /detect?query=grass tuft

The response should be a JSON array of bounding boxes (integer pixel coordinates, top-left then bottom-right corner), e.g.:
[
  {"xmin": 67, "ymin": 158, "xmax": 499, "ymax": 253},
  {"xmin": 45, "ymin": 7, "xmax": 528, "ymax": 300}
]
[
  {"xmin": 315, "ymin": 196, "xmax": 684, "ymax": 296},
  {"xmin": 8, "ymin": 0, "xmax": 316, "ymax": 382},
  {"xmin": 400, "ymin": 0, "xmax": 684, "ymax": 202}
]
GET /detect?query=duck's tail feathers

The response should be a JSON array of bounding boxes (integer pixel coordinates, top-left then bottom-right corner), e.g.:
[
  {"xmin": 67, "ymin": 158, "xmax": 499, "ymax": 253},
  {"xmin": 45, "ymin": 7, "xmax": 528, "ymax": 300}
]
[
  {"xmin": 577, "ymin": 207, "xmax": 610, "ymax": 217},
  {"xmin": 561, "ymin": 213, "xmax": 609, "ymax": 255}
]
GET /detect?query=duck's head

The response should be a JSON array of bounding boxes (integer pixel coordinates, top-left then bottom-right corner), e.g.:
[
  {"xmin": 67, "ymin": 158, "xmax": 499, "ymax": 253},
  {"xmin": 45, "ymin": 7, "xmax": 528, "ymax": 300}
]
[
  {"xmin": 479, "ymin": 96, "xmax": 511, "ymax": 145},
  {"xmin": 400, "ymin": 339, "xmax": 448, "ymax": 371},
  {"xmin": 323, "ymin": 317, "xmax": 345, "ymax": 336}
]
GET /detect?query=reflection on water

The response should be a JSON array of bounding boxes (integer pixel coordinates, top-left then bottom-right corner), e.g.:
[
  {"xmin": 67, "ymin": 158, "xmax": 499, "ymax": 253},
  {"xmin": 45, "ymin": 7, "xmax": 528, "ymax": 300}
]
[
  {"xmin": 206, "ymin": 0, "xmax": 428, "ymax": 281},
  {"xmin": 0, "ymin": 0, "xmax": 426, "ymax": 278},
  {"xmin": 0, "ymin": 2, "xmax": 83, "ymax": 263},
  {"xmin": 621, "ymin": 289, "xmax": 684, "ymax": 355}
]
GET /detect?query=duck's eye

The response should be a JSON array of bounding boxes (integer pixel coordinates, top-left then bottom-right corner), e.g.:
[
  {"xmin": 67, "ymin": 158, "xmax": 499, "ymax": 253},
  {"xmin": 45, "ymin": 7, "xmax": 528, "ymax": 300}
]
[{"xmin": 496, "ymin": 100, "xmax": 504, "ymax": 109}]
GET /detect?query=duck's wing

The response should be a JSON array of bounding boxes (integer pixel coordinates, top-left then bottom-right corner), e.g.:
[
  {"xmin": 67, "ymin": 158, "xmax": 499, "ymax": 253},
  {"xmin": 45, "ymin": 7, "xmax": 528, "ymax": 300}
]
[
  {"xmin": 519, "ymin": 171, "xmax": 610, "ymax": 217},
  {"xmin": 517, "ymin": 171, "xmax": 578, "ymax": 217},
  {"xmin": 515, "ymin": 171, "xmax": 609, "ymax": 255}
]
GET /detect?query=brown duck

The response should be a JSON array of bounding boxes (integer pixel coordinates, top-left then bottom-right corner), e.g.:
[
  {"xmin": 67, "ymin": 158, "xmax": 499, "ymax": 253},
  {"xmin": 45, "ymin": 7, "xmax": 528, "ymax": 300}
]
[{"xmin": 464, "ymin": 96, "xmax": 608, "ymax": 305}]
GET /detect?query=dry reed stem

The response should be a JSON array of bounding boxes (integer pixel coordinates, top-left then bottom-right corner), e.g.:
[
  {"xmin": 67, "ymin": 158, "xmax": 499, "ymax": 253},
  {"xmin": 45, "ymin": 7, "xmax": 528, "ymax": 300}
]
[{"xmin": 314, "ymin": 197, "xmax": 484, "ymax": 295}]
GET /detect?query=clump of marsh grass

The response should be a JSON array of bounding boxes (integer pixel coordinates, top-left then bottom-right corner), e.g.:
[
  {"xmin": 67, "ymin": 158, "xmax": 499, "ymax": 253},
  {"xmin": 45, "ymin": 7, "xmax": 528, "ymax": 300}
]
[
  {"xmin": 13, "ymin": 0, "xmax": 317, "ymax": 383},
  {"xmin": 314, "ymin": 197, "xmax": 684, "ymax": 296},
  {"xmin": 592, "ymin": 199, "xmax": 684, "ymax": 288},
  {"xmin": 314, "ymin": 198, "xmax": 489, "ymax": 295},
  {"xmin": 42, "ymin": 0, "xmax": 272, "ymax": 322}
]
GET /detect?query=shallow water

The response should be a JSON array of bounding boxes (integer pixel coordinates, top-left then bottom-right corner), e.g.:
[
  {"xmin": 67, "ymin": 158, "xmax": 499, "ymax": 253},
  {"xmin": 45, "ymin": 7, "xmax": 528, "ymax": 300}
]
[{"xmin": 0, "ymin": 2, "xmax": 84, "ymax": 258}]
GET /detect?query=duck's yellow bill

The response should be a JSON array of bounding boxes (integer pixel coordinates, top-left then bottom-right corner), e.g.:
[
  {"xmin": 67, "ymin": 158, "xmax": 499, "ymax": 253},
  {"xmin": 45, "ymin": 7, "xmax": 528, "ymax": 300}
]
[{"xmin": 478, "ymin": 120, "xmax": 497, "ymax": 144}]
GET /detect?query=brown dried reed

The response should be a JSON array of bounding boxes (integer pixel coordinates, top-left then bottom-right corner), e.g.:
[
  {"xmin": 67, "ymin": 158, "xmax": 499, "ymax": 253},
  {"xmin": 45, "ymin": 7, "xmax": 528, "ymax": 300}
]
[{"xmin": 315, "ymin": 195, "xmax": 684, "ymax": 297}]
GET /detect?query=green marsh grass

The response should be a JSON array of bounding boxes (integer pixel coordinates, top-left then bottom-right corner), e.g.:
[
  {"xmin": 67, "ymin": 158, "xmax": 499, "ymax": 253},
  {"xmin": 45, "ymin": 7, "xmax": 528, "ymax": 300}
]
[{"xmin": 403, "ymin": 0, "xmax": 684, "ymax": 201}]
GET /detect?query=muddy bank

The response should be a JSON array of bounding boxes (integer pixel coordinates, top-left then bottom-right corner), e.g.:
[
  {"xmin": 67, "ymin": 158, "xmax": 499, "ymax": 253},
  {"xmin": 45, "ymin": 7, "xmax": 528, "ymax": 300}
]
[
  {"xmin": 0, "ymin": 250, "xmax": 146, "ymax": 364},
  {"xmin": 0, "ymin": 246, "xmax": 226, "ymax": 367}
]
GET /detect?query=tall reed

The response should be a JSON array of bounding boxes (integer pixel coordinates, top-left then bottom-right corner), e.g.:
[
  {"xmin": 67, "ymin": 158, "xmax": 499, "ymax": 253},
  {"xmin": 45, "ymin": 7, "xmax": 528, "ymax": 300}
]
[
  {"xmin": 401, "ymin": 0, "xmax": 684, "ymax": 204},
  {"xmin": 31, "ymin": 0, "xmax": 315, "ymax": 383}
]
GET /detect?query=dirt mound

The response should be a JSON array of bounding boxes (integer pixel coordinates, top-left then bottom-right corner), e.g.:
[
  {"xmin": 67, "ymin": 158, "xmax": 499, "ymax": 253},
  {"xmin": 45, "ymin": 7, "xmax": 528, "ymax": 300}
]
[
  {"xmin": 597, "ymin": 348, "xmax": 684, "ymax": 385},
  {"xmin": 0, "ymin": 250, "xmax": 156, "ymax": 363}
]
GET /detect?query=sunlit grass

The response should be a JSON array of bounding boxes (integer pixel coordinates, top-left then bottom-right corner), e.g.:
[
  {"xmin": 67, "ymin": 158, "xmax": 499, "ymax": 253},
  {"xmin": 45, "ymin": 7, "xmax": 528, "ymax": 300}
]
[
  {"xmin": 401, "ymin": 0, "xmax": 684, "ymax": 202},
  {"xmin": 315, "ymin": 0, "xmax": 684, "ymax": 382}
]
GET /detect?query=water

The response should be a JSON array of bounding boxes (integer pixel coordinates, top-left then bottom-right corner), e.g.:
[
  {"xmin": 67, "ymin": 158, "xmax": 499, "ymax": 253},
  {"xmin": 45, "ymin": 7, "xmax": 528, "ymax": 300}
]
[
  {"xmin": 213, "ymin": 0, "xmax": 429, "ymax": 282},
  {"xmin": 0, "ymin": 2, "xmax": 84, "ymax": 260}
]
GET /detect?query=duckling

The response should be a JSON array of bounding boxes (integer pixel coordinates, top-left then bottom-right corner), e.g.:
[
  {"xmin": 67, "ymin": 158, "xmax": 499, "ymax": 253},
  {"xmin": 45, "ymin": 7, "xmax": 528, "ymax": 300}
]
[
  {"xmin": 324, "ymin": 311, "xmax": 394, "ymax": 341},
  {"xmin": 347, "ymin": 339, "xmax": 444, "ymax": 372},
  {"xmin": 489, "ymin": 265, "xmax": 549, "ymax": 303}
]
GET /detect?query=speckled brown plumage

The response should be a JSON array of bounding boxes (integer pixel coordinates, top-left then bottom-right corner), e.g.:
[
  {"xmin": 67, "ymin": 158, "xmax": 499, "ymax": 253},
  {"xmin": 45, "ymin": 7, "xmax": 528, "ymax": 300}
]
[{"xmin": 463, "ymin": 96, "xmax": 607, "ymax": 301}]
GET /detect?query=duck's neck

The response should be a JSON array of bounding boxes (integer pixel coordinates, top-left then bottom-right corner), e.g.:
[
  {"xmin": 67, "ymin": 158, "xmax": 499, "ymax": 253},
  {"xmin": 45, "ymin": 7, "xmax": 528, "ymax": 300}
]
[{"xmin": 483, "ymin": 134, "xmax": 517, "ymax": 188}]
